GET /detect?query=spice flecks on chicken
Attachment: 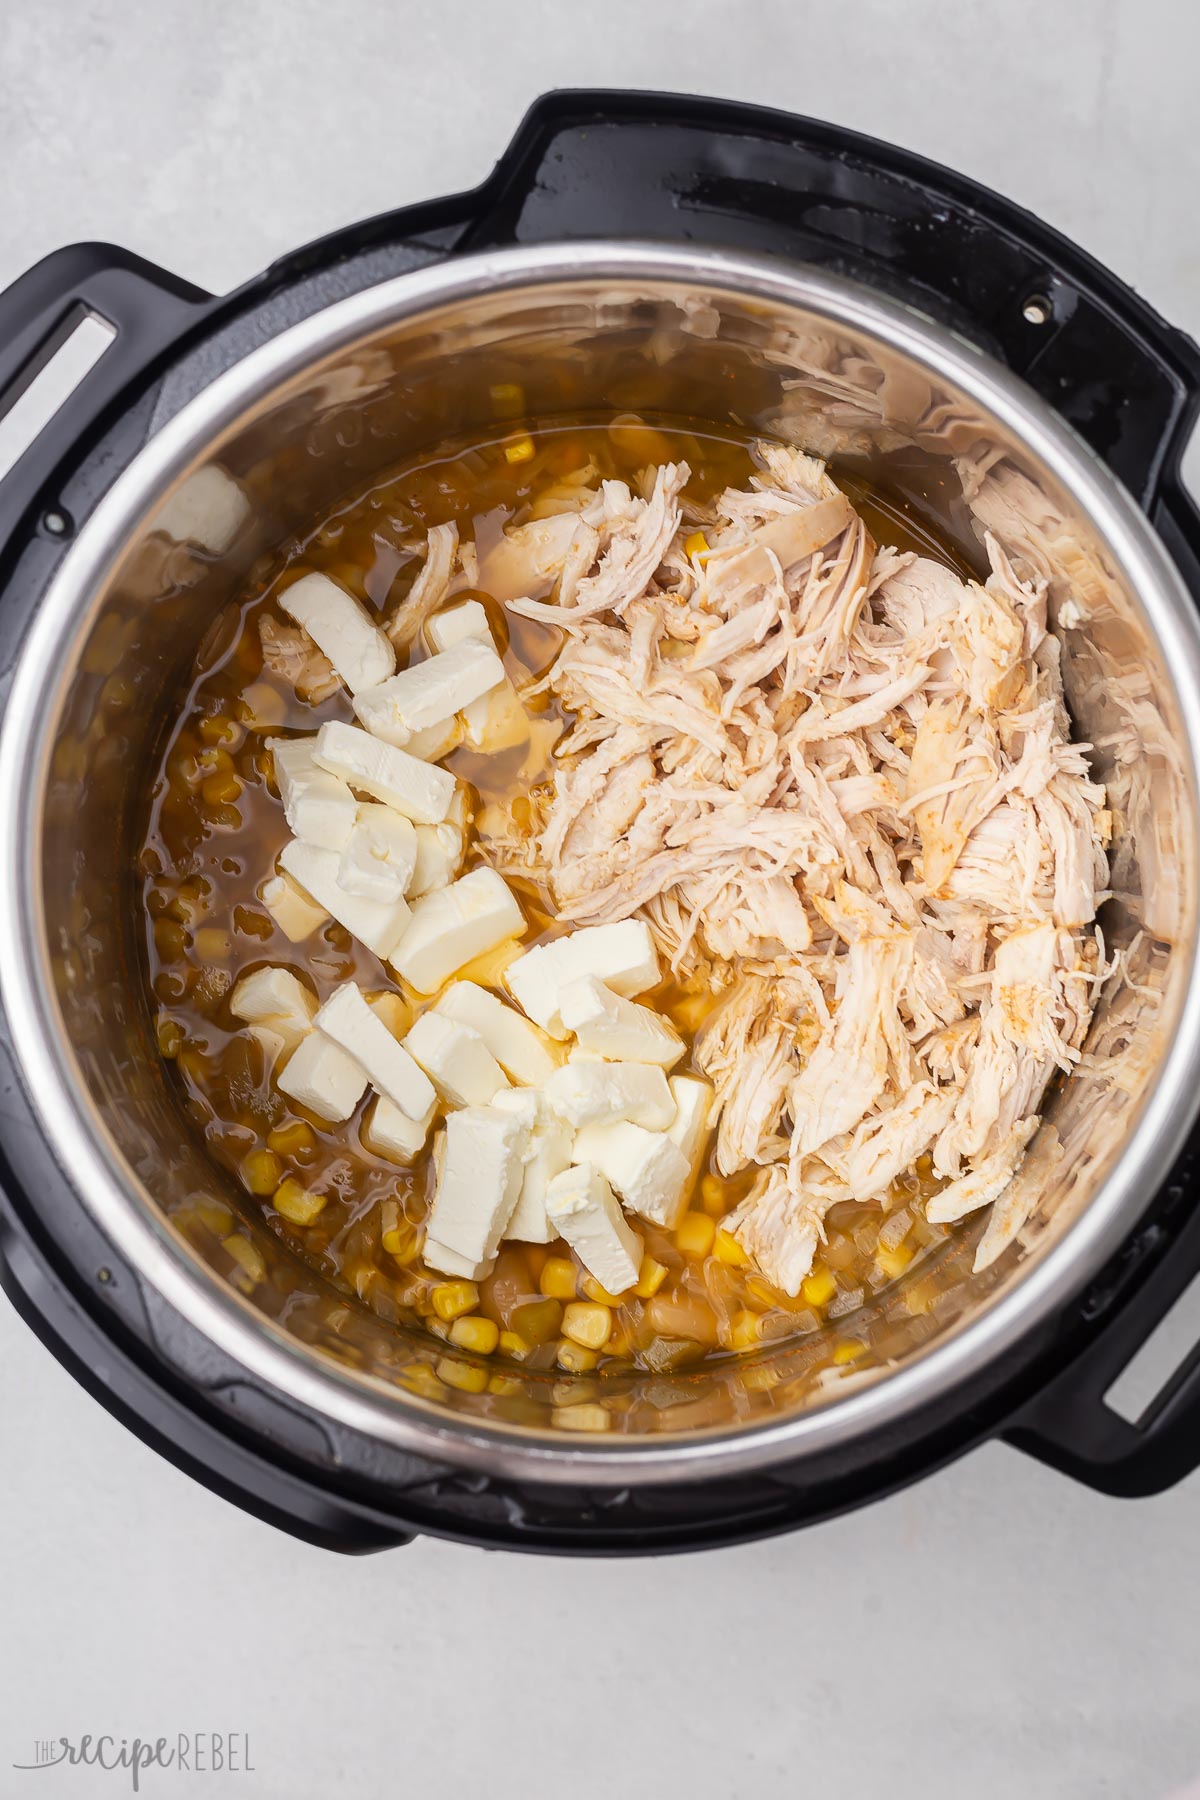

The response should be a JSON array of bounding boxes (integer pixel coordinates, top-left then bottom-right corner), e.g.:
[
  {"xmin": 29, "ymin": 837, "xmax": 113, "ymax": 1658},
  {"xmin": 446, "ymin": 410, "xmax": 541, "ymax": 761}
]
[{"xmin": 474, "ymin": 442, "xmax": 1108, "ymax": 1293}]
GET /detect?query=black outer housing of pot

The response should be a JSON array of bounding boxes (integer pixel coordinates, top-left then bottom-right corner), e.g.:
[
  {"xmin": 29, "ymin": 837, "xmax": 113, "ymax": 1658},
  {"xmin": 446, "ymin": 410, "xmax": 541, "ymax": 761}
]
[{"xmin": 3, "ymin": 92, "xmax": 1200, "ymax": 1554}]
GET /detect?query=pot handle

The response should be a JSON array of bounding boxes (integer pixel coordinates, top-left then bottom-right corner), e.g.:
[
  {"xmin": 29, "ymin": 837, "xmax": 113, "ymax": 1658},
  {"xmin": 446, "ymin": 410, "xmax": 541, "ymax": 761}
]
[
  {"xmin": 1003, "ymin": 1141, "xmax": 1200, "ymax": 1496},
  {"xmin": 0, "ymin": 242, "xmax": 212, "ymax": 563}
]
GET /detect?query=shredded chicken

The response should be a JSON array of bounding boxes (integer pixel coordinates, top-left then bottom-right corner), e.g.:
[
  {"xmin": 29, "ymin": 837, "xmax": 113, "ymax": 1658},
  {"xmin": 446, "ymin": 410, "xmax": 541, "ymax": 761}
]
[{"xmin": 474, "ymin": 442, "xmax": 1109, "ymax": 1293}]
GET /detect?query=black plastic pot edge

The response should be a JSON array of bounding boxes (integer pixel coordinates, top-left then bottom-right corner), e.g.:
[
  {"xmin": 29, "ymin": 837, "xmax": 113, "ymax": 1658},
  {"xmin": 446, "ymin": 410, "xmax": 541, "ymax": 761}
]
[{"xmin": 1, "ymin": 89, "xmax": 1200, "ymax": 1551}]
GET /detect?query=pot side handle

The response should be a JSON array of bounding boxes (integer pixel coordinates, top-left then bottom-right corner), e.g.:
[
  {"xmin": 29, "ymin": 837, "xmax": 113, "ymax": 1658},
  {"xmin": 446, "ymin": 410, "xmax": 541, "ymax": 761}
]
[
  {"xmin": 1003, "ymin": 1147, "xmax": 1200, "ymax": 1497},
  {"xmin": 0, "ymin": 243, "xmax": 212, "ymax": 570}
]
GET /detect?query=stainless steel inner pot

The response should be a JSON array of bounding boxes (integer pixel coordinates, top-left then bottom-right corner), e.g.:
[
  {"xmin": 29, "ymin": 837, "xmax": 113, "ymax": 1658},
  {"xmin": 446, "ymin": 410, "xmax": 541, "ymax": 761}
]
[{"xmin": 2, "ymin": 241, "xmax": 1199, "ymax": 1486}]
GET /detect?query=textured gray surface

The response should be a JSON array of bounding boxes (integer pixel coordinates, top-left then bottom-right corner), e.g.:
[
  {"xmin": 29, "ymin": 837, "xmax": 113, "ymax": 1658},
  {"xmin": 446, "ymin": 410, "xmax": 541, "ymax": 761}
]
[{"xmin": 2, "ymin": 2, "xmax": 1199, "ymax": 1796}]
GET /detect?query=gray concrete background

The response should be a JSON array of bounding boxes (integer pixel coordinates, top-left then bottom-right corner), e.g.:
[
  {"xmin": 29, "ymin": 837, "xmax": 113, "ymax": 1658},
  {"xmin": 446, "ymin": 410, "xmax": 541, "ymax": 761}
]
[{"xmin": 1, "ymin": 2, "xmax": 1198, "ymax": 1795}]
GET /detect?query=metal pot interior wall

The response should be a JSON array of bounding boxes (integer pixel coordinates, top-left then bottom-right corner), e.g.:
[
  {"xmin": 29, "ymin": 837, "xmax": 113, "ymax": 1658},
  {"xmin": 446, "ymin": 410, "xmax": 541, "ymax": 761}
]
[{"xmin": 35, "ymin": 271, "xmax": 1198, "ymax": 1444}]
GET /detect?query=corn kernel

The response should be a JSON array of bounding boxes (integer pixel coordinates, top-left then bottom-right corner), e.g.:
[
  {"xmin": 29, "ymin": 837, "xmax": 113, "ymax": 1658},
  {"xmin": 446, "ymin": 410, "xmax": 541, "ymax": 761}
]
[
  {"xmin": 449, "ymin": 1315, "xmax": 500, "ymax": 1355},
  {"xmin": 833, "ymin": 1338, "xmax": 867, "ymax": 1366},
  {"xmin": 201, "ymin": 770, "xmax": 242, "ymax": 808},
  {"xmin": 561, "ymin": 1302, "xmax": 613, "ymax": 1350},
  {"xmin": 510, "ymin": 1298, "xmax": 562, "ymax": 1345},
  {"xmin": 557, "ymin": 1340, "xmax": 599, "ymax": 1372},
  {"xmin": 729, "ymin": 1309, "xmax": 762, "ymax": 1351},
  {"xmin": 399, "ymin": 1364, "xmax": 448, "ymax": 1401},
  {"xmin": 699, "ymin": 1173, "xmax": 724, "ymax": 1208},
  {"xmin": 489, "ymin": 382, "xmax": 525, "ymax": 417},
  {"xmin": 155, "ymin": 1016, "xmax": 185, "ymax": 1058},
  {"xmin": 193, "ymin": 926, "xmax": 233, "ymax": 962},
  {"xmin": 241, "ymin": 1148, "xmax": 282, "ymax": 1196},
  {"xmin": 267, "ymin": 1119, "xmax": 317, "ymax": 1160},
  {"xmin": 488, "ymin": 1372, "xmax": 523, "ymax": 1396},
  {"xmin": 876, "ymin": 1242, "xmax": 915, "ymax": 1281},
  {"xmin": 743, "ymin": 1363, "xmax": 781, "ymax": 1393},
  {"xmin": 504, "ymin": 435, "xmax": 536, "ymax": 465},
  {"xmin": 383, "ymin": 1222, "xmax": 419, "ymax": 1264},
  {"xmin": 675, "ymin": 1212, "xmax": 716, "ymax": 1257},
  {"xmin": 714, "ymin": 1228, "xmax": 748, "ymax": 1267},
  {"xmin": 580, "ymin": 1274, "xmax": 628, "ymax": 1306},
  {"xmin": 499, "ymin": 1329, "xmax": 531, "ymax": 1361},
  {"xmin": 273, "ymin": 1178, "xmax": 327, "ymax": 1226},
  {"xmin": 222, "ymin": 1234, "xmax": 266, "ymax": 1285},
  {"xmin": 552, "ymin": 1402, "xmax": 611, "ymax": 1433},
  {"xmin": 431, "ymin": 1280, "xmax": 479, "ymax": 1322},
  {"xmin": 802, "ymin": 1265, "xmax": 838, "ymax": 1309},
  {"xmin": 539, "ymin": 1256, "xmax": 578, "ymax": 1301},
  {"xmin": 635, "ymin": 1255, "xmax": 668, "ymax": 1299},
  {"xmin": 684, "ymin": 530, "xmax": 710, "ymax": 563},
  {"xmin": 194, "ymin": 1198, "xmax": 234, "ymax": 1236},
  {"xmin": 437, "ymin": 1355, "xmax": 489, "ymax": 1394},
  {"xmin": 199, "ymin": 713, "xmax": 245, "ymax": 749}
]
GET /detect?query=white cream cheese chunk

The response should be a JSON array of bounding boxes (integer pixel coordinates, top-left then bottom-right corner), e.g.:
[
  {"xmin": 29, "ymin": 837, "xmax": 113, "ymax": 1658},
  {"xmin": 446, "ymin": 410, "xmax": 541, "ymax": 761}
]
[
  {"xmin": 422, "ymin": 1238, "xmax": 490, "ymax": 1280},
  {"xmin": 277, "ymin": 571, "xmax": 395, "ymax": 693},
  {"xmin": 545, "ymin": 1059, "xmax": 676, "ymax": 1131},
  {"xmin": 559, "ymin": 977, "xmax": 684, "ymax": 1069},
  {"xmin": 230, "ymin": 966, "xmax": 316, "ymax": 1041},
  {"xmin": 571, "ymin": 1120, "xmax": 691, "ymax": 1229},
  {"xmin": 495, "ymin": 1090, "xmax": 572, "ymax": 1244},
  {"xmin": 362, "ymin": 1093, "xmax": 434, "ymax": 1164},
  {"xmin": 277, "ymin": 1032, "xmax": 369, "ymax": 1123},
  {"xmin": 279, "ymin": 840, "xmax": 411, "ymax": 960},
  {"xmin": 426, "ymin": 604, "xmax": 531, "ymax": 752},
  {"xmin": 506, "ymin": 921, "xmax": 661, "ymax": 1037},
  {"xmin": 314, "ymin": 720, "xmax": 456, "ymax": 824},
  {"xmin": 403, "ymin": 1012, "xmax": 509, "ymax": 1108},
  {"xmin": 313, "ymin": 982, "xmax": 436, "ymax": 1120},
  {"xmin": 425, "ymin": 1104, "xmax": 531, "ymax": 1268},
  {"xmin": 389, "ymin": 867, "xmax": 525, "ymax": 994},
  {"xmin": 666, "ymin": 1074, "xmax": 714, "ymax": 1181},
  {"xmin": 337, "ymin": 803, "xmax": 418, "ymax": 903},
  {"xmin": 411, "ymin": 821, "xmax": 464, "ymax": 896},
  {"xmin": 352, "ymin": 640, "xmax": 504, "ymax": 746},
  {"xmin": 260, "ymin": 870, "xmax": 329, "ymax": 941},
  {"xmin": 268, "ymin": 735, "xmax": 356, "ymax": 851},
  {"xmin": 434, "ymin": 980, "xmax": 559, "ymax": 1085},
  {"xmin": 545, "ymin": 1164, "xmax": 643, "ymax": 1293},
  {"xmin": 153, "ymin": 464, "xmax": 251, "ymax": 554}
]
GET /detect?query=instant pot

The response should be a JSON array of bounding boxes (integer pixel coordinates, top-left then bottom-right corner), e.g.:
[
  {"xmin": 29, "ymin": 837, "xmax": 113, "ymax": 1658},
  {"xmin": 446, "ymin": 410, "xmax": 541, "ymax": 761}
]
[{"xmin": 3, "ymin": 91, "xmax": 1200, "ymax": 1555}]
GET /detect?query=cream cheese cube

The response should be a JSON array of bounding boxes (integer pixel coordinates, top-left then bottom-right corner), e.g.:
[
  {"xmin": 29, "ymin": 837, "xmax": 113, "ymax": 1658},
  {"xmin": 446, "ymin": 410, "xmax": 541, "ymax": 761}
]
[
  {"xmin": 268, "ymin": 736, "xmax": 356, "ymax": 851},
  {"xmin": 362, "ymin": 1093, "xmax": 434, "ymax": 1164},
  {"xmin": 314, "ymin": 720, "xmax": 456, "ymax": 824},
  {"xmin": 153, "ymin": 464, "xmax": 251, "ymax": 554},
  {"xmin": 545, "ymin": 1164, "xmax": 643, "ymax": 1293},
  {"xmin": 426, "ymin": 600, "xmax": 492, "ymax": 652},
  {"xmin": 280, "ymin": 840, "xmax": 411, "ymax": 960},
  {"xmin": 278, "ymin": 571, "xmax": 395, "ymax": 693},
  {"xmin": 434, "ymin": 980, "xmax": 559, "ymax": 1085},
  {"xmin": 571, "ymin": 1120, "xmax": 691, "ymax": 1230},
  {"xmin": 506, "ymin": 921, "xmax": 661, "ymax": 1037},
  {"xmin": 313, "ymin": 981, "xmax": 436, "ymax": 1120},
  {"xmin": 495, "ymin": 1091, "xmax": 572, "ymax": 1244},
  {"xmin": 411, "ymin": 821, "xmax": 464, "ymax": 896},
  {"xmin": 277, "ymin": 1032, "xmax": 368, "ymax": 1123},
  {"xmin": 389, "ymin": 867, "xmax": 526, "ymax": 994},
  {"xmin": 559, "ymin": 978, "xmax": 683, "ymax": 1069},
  {"xmin": 352, "ymin": 640, "xmax": 504, "ymax": 746},
  {"xmin": 545, "ymin": 1060, "xmax": 675, "ymax": 1131},
  {"xmin": 667, "ymin": 1075, "xmax": 714, "ymax": 1182},
  {"xmin": 337, "ymin": 803, "xmax": 418, "ymax": 903},
  {"xmin": 403, "ymin": 1012, "xmax": 509, "ymax": 1108},
  {"xmin": 422, "ymin": 1238, "xmax": 491, "ymax": 1280},
  {"xmin": 230, "ymin": 966, "xmax": 316, "ymax": 1035},
  {"xmin": 425, "ymin": 1103, "xmax": 532, "ymax": 1267},
  {"xmin": 260, "ymin": 870, "xmax": 329, "ymax": 941}
]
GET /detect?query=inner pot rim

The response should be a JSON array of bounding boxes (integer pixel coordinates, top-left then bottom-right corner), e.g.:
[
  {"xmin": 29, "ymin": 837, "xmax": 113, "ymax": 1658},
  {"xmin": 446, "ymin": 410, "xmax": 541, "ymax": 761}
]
[{"xmin": 3, "ymin": 239, "xmax": 1199, "ymax": 1488}]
